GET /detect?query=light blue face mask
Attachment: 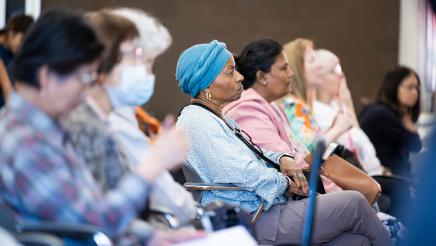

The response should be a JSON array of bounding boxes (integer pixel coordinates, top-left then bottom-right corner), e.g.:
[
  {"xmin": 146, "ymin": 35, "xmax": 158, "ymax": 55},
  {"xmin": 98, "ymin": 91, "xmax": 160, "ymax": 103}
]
[{"xmin": 105, "ymin": 64, "xmax": 156, "ymax": 108}]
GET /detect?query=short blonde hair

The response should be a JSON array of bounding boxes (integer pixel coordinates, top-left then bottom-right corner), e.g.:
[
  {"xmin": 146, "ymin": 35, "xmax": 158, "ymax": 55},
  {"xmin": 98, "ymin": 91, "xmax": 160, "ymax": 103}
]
[
  {"xmin": 112, "ymin": 8, "xmax": 172, "ymax": 61},
  {"xmin": 283, "ymin": 38, "xmax": 313, "ymax": 102}
]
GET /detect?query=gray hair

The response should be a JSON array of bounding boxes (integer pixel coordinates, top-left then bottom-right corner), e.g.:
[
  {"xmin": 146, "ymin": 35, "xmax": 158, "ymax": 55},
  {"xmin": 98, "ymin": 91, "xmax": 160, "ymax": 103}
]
[
  {"xmin": 111, "ymin": 8, "xmax": 172, "ymax": 61},
  {"xmin": 316, "ymin": 49, "xmax": 339, "ymax": 75}
]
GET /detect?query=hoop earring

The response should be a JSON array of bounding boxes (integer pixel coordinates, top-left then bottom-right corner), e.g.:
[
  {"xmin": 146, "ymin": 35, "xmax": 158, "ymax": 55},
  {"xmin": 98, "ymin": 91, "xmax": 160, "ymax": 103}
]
[{"xmin": 206, "ymin": 91, "xmax": 212, "ymax": 101}]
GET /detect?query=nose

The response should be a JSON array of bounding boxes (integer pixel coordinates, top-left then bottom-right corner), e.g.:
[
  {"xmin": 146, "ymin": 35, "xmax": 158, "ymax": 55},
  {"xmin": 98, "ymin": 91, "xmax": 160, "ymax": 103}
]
[
  {"xmin": 235, "ymin": 70, "xmax": 244, "ymax": 83},
  {"xmin": 287, "ymin": 66, "xmax": 294, "ymax": 78}
]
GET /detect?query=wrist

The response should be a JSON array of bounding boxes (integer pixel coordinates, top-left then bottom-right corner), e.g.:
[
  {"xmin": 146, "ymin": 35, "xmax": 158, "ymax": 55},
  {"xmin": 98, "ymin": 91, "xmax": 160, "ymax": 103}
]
[
  {"xmin": 134, "ymin": 153, "xmax": 163, "ymax": 182},
  {"xmin": 284, "ymin": 176, "xmax": 292, "ymax": 194},
  {"xmin": 279, "ymin": 154, "xmax": 294, "ymax": 165}
]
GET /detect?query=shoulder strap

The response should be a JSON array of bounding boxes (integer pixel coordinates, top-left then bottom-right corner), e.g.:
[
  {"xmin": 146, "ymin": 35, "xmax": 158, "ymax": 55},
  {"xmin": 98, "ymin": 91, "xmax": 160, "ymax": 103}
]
[{"xmin": 190, "ymin": 102, "xmax": 279, "ymax": 167}]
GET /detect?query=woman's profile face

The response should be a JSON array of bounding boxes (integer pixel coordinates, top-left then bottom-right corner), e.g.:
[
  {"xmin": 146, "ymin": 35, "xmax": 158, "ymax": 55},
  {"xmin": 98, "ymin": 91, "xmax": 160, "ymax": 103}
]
[
  {"xmin": 304, "ymin": 46, "xmax": 322, "ymax": 86},
  {"xmin": 208, "ymin": 56, "xmax": 244, "ymax": 105},
  {"xmin": 319, "ymin": 60, "xmax": 344, "ymax": 99},
  {"xmin": 397, "ymin": 73, "xmax": 419, "ymax": 109},
  {"xmin": 263, "ymin": 52, "xmax": 294, "ymax": 101}
]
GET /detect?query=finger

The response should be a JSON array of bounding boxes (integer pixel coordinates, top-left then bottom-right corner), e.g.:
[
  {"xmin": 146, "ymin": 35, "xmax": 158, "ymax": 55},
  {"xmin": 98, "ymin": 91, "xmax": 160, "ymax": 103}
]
[
  {"xmin": 300, "ymin": 176, "xmax": 309, "ymax": 194},
  {"xmin": 292, "ymin": 173, "xmax": 302, "ymax": 189}
]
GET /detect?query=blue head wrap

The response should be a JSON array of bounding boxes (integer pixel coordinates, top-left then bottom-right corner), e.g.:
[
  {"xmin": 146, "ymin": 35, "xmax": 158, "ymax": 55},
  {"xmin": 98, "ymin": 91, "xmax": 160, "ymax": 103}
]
[{"xmin": 176, "ymin": 40, "xmax": 232, "ymax": 97}]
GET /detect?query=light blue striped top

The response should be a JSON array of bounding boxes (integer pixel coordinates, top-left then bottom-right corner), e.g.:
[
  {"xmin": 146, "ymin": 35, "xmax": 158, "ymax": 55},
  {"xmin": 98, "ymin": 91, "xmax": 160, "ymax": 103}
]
[{"xmin": 177, "ymin": 105, "xmax": 288, "ymax": 212}]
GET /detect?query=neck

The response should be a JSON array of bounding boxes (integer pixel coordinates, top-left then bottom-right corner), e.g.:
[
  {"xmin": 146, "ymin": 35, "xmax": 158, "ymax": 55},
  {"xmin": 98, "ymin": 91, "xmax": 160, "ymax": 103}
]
[
  {"xmin": 191, "ymin": 97, "xmax": 224, "ymax": 118},
  {"xmin": 316, "ymin": 90, "xmax": 333, "ymax": 104},
  {"xmin": 251, "ymin": 82, "xmax": 277, "ymax": 103},
  {"xmin": 306, "ymin": 85, "xmax": 317, "ymax": 108},
  {"xmin": 15, "ymin": 83, "xmax": 59, "ymax": 119},
  {"xmin": 88, "ymin": 85, "xmax": 113, "ymax": 116}
]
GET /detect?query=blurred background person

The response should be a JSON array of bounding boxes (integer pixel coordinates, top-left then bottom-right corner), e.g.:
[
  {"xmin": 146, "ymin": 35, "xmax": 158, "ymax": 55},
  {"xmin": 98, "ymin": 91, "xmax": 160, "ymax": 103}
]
[
  {"xmin": 110, "ymin": 7, "xmax": 198, "ymax": 224},
  {"xmin": 0, "ymin": 8, "xmax": 197, "ymax": 245},
  {"xmin": 359, "ymin": 66, "xmax": 422, "ymax": 179},
  {"xmin": 0, "ymin": 14, "xmax": 33, "ymax": 108}
]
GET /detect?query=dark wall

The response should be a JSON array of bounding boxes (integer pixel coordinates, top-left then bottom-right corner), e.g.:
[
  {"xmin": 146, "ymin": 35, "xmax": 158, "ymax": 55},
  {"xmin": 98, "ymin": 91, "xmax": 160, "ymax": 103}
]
[{"xmin": 42, "ymin": 0, "xmax": 399, "ymax": 119}]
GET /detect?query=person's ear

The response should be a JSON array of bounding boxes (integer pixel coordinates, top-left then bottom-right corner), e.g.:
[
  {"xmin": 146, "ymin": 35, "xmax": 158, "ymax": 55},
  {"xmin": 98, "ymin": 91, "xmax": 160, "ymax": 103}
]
[
  {"xmin": 256, "ymin": 70, "xmax": 267, "ymax": 85},
  {"xmin": 37, "ymin": 65, "xmax": 50, "ymax": 95}
]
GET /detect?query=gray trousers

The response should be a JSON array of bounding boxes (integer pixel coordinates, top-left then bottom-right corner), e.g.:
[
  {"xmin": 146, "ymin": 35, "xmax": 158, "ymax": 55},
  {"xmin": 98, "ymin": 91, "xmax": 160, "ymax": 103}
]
[{"xmin": 255, "ymin": 191, "xmax": 393, "ymax": 246}]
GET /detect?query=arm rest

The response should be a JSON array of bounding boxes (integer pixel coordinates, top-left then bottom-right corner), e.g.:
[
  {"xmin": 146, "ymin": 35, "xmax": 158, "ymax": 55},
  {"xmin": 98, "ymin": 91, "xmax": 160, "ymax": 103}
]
[
  {"xmin": 15, "ymin": 232, "xmax": 63, "ymax": 246},
  {"xmin": 184, "ymin": 183, "xmax": 242, "ymax": 191},
  {"xmin": 147, "ymin": 208, "xmax": 181, "ymax": 229},
  {"xmin": 17, "ymin": 222, "xmax": 111, "ymax": 245}
]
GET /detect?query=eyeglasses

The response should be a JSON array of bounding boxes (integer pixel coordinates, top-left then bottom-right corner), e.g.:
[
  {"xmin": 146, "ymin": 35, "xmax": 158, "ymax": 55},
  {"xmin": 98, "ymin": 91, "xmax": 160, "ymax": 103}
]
[
  {"xmin": 120, "ymin": 46, "xmax": 145, "ymax": 65},
  {"xmin": 401, "ymin": 84, "xmax": 420, "ymax": 92}
]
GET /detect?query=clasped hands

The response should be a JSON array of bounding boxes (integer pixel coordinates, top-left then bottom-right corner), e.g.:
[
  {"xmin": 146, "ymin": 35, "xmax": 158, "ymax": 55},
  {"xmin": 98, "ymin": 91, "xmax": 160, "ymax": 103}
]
[{"xmin": 279, "ymin": 156, "xmax": 309, "ymax": 196}]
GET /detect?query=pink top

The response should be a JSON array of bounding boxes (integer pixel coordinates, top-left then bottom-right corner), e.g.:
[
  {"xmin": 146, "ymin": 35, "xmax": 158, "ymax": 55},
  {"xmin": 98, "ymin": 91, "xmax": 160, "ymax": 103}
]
[{"xmin": 224, "ymin": 88, "xmax": 341, "ymax": 193}]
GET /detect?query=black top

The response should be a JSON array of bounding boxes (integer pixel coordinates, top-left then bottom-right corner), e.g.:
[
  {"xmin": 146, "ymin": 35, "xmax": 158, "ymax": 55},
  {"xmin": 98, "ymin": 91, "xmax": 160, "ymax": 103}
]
[
  {"xmin": 359, "ymin": 103, "xmax": 422, "ymax": 177},
  {"xmin": 0, "ymin": 44, "xmax": 13, "ymax": 108}
]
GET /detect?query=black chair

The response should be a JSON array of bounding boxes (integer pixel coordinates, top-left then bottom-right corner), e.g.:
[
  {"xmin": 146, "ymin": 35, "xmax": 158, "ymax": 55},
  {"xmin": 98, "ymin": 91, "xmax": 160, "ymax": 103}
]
[
  {"xmin": 0, "ymin": 202, "xmax": 112, "ymax": 246},
  {"xmin": 181, "ymin": 163, "xmax": 264, "ymax": 224}
]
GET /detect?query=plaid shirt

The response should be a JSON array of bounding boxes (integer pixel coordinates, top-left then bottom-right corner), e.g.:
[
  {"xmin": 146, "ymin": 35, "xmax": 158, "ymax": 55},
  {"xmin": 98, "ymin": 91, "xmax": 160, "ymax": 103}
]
[{"xmin": 0, "ymin": 92, "xmax": 150, "ymax": 238}]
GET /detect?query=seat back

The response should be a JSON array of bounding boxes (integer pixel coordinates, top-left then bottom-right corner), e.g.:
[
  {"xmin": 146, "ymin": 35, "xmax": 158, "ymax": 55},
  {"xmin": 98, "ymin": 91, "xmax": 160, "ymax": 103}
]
[
  {"xmin": 181, "ymin": 162, "xmax": 203, "ymax": 201},
  {"xmin": 0, "ymin": 202, "xmax": 18, "ymax": 232}
]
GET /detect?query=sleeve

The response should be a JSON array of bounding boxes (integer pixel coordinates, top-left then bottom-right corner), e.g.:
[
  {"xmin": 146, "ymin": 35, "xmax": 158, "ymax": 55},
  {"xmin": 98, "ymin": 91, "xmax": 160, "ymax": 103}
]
[
  {"xmin": 185, "ymin": 118, "xmax": 288, "ymax": 208},
  {"xmin": 362, "ymin": 106, "xmax": 422, "ymax": 152},
  {"xmin": 225, "ymin": 102, "xmax": 293, "ymax": 154},
  {"xmin": 14, "ymin": 144, "xmax": 150, "ymax": 237},
  {"xmin": 64, "ymin": 111, "xmax": 128, "ymax": 190},
  {"xmin": 149, "ymin": 171, "xmax": 197, "ymax": 224}
]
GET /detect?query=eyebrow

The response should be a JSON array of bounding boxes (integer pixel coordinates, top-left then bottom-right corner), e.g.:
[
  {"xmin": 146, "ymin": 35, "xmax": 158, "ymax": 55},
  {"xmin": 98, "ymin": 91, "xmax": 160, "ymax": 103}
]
[{"xmin": 227, "ymin": 64, "xmax": 235, "ymax": 69}]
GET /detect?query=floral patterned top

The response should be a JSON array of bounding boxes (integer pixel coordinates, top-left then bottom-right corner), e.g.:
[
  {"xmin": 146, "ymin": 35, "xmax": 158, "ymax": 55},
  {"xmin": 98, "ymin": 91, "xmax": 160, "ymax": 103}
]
[{"xmin": 280, "ymin": 96, "xmax": 320, "ymax": 153}]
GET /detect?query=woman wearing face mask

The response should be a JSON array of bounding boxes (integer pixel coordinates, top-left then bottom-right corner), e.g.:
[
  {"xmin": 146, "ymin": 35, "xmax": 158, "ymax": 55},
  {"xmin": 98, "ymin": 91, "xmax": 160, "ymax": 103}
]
[
  {"xmin": 176, "ymin": 39, "xmax": 392, "ymax": 245},
  {"xmin": 107, "ymin": 8, "xmax": 198, "ymax": 225},
  {"xmin": 279, "ymin": 38, "xmax": 352, "ymax": 152},
  {"xmin": 61, "ymin": 10, "xmax": 202, "ymax": 243},
  {"xmin": 0, "ymin": 8, "xmax": 197, "ymax": 245}
]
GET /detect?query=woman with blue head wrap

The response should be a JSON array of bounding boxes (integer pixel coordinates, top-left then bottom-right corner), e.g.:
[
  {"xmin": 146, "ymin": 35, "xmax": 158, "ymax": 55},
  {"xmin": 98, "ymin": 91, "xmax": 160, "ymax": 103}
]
[
  {"xmin": 176, "ymin": 40, "xmax": 245, "ymax": 113},
  {"xmin": 175, "ymin": 40, "xmax": 392, "ymax": 245}
]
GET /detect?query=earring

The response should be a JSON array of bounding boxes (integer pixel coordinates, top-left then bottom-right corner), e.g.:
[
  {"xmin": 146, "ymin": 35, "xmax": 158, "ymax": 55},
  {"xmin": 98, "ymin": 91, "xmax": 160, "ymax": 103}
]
[{"xmin": 206, "ymin": 91, "xmax": 212, "ymax": 101}]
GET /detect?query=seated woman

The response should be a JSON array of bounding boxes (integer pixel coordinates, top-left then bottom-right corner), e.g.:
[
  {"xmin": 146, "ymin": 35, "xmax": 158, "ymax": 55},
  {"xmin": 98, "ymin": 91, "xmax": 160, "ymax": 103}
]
[
  {"xmin": 108, "ymin": 8, "xmax": 198, "ymax": 224},
  {"xmin": 313, "ymin": 49, "xmax": 385, "ymax": 176},
  {"xmin": 62, "ymin": 9, "xmax": 197, "ymax": 225},
  {"xmin": 279, "ymin": 38, "xmax": 352, "ymax": 152},
  {"xmin": 175, "ymin": 39, "xmax": 391, "ymax": 245},
  {"xmin": 223, "ymin": 39, "xmax": 340, "ymax": 193},
  {"xmin": 223, "ymin": 39, "xmax": 406, "ymax": 242},
  {"xmin": 359, "ymin": 66, "xmax": 422, "ymax": 179},
  {"xmin": 0, "ymin": 8, "xmax": 196, "ymax": 245}
]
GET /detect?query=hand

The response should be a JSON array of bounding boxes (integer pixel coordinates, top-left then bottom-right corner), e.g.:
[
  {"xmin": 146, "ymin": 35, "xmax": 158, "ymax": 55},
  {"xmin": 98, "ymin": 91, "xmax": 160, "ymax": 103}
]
[
  {"xmin": 280, "ymin": 157, "xmax": 309, "ymax": 195},
  {"xmin": 337, "ymin": 77, "xmax": 352, "ymax": 105},
  {"xmin": 135, "ymin": 126, "xmax": 190, "ymax": 181},
  {"xmin": 381, "ymin": 166, "xmax": 392, "ymax": 177},
  {"xmin": 148, "ymin": 229, "xmax": 206, "ymax": 246},
  {"xmin": 330, "ymin": 112, "xmax": 352, "ymax": 135},
  {"xmin": 402, "ymin": 112, "xmax": 418, "ymax": 132}
]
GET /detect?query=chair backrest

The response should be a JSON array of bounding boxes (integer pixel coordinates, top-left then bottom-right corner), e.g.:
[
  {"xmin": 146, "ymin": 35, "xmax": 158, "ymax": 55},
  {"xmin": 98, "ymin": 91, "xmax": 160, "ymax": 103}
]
[
  {"xmin": 181, "ymin": 162, "xmax": 203, "ymax": 201},
  {"xmin": 0, "ymin": 202, "xmax": 18, "ymax": 232},
  {"xmin": 301, "ymin": 140, "xmax": 326, "ymax": 246}
]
